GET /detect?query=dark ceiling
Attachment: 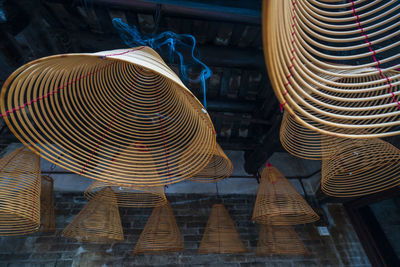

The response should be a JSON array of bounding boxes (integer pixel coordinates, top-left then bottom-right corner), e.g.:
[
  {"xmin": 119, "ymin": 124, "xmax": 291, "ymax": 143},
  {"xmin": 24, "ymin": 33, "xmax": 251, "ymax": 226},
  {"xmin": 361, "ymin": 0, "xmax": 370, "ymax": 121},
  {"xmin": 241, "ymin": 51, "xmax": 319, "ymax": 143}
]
[{"xmin": 0, "ymin": 0, "xmax": 285, "ymax": 175}]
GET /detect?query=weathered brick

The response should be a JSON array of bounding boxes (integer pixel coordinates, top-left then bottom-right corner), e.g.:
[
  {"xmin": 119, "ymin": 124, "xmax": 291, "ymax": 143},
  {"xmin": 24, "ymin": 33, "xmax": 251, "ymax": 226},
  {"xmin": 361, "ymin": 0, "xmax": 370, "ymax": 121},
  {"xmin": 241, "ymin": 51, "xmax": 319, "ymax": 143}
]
[
  {"xmin": 55, "ymin": 260, "xmax": 73, "ymax": 267},
  {"xmin": 0, "ymin": 193, "xmax": 371, "ymax": 266}
]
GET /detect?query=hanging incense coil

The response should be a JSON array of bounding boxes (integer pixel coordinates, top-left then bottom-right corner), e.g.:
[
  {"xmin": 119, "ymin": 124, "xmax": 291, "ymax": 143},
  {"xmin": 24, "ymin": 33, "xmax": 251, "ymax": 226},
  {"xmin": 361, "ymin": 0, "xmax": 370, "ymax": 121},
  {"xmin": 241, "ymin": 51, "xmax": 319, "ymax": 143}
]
[
  {"xmin": 1, "ymin": 46, "xmax": 216, "ymax": 186},
  {"xmin": 198, "ymin": 204, "xmax": 247, "ymax": 254},
  {"xmin": 133, "ymin": 202, "xmax": 184, "ymax": 254},
  {"xmin": 256, "ymin": 224, "xmax": 309, "ymax": 255},
  {"xmin": 62, "ymin": 187, "xmax": 124, "ymax": 243},
  {"xmin": 252, "ymin": 165, "xmax": 319, "ymax": 225},
  {"xmin": 40, "ymin": 175, "xmax": 56, "ymax": 232},
  {"xmin": 280, "ymin": 111, "xmax": 349, "ymax": 160},
  {"xmin": 84, "ymin": 180, "xmax": 167, "ymax": 208},
  {"xmin": 190, "ymin": 143, "xmax": 233, "ymax": 183},
  {"xmin": 0, "ymin": 147, "xmax": 41, "ymax": 236},
  {"xmin": 263, "ymin": 0, "xmax": 400, "ymax": 138},
  {"xmin": 322, "ymin": 138, "xmax": 400, "ymax": 197}
]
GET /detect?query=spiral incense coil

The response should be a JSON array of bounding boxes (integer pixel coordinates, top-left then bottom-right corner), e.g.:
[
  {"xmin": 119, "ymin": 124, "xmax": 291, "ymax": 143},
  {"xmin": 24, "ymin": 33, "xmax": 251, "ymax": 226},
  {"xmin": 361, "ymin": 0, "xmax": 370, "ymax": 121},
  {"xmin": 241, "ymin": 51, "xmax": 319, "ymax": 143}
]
[
  {"xmin": 85, "ymin": 180, "xmax": 167, "ymax": 208},
  {"xmin": 280, "ymin": 111, "xmax": 349, "ymax": 160},
  {"xmin": 40, "ymin": 175, "xmax": 56, "ymax": 232},
  {"xmin": 256, "ymin": 225, "xmax": 309, "ymax": 256},
  {"xmin": 62, "ymin": 187, "xmax": 124, "ymax": 243},
  {"xmin": 264, "ymin": 0, "xmax": 400, "ymax": 138},
  {"xmin": 252, "ymin": 166, "xmax": 319, "ymax": 225},
  {"xmin": 133, "ymin": 202, "xmax": 184, "ymax": 254},
  {"xmin": 198, "ymin": 204, "xmax": 247, "ymax": 254},
  {"xmin": 322, "ymin": 138, "xmax": 400, "ymax": 197},
  {"xmin": 190, "ymin": 143, "xmax": 233, "ymax": 183},
  {"xmin": 1, "ymin": 46, "xmax": 216, "ymax": 186},
  {"xmin": 0, "ymin": 147, "xmax": 41, "ymax": 236}
]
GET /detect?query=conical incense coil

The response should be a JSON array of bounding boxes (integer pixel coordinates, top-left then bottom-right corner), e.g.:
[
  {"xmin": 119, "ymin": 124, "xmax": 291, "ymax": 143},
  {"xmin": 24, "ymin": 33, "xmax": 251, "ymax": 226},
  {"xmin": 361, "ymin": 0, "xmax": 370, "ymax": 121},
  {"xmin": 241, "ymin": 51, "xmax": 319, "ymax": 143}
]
[
  {"xmin": 62, "ymin": 187, "xmax": 124, "ymax": 243},
  {"xmin": 1, "ymin": 46, "xmax": 216, "ymax": 186},
  {"xmin": 85, "ymin": 180, "xmax": 167, "ymax": 208},
  {"xmin": 264, "ymin": 0, "xmax": 400, "ymax": 138},
  {"xmin": 40, "ymin": 175, "xmax": 56, "ymax": 232},
  {"xmin": 0, "ymin": 147, "xmax": 41, "ymax": 236},
  {"xmin": 198, "ymin": 204, "xmax": 247, "ymax": 254},
  {"xmin": 280, "ymin": 111, "xmax": 348, "ymax": 160},
  {"xmin": 322, "ymin": 138, "xmax": 400, "ymax": 197},
  {"xmin": 133, "ymin": 202, "xmax": 184, "ymax": 254},
  {"xmin": 190, "ymin": 143, "xmax": 233, "ymax": 183},
  {"xmin": 252, "ymin": 166, "xmax": 319, "ymax": 225},
  {"xmin": 256, "ymin": 225, "xmax": 309, "ymax": 255}
]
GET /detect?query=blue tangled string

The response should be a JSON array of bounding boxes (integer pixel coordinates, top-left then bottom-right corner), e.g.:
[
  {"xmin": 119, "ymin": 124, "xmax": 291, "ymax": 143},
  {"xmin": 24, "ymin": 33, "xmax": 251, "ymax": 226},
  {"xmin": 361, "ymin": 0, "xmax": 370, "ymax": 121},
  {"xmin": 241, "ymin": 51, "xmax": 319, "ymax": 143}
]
[{"xmin": 112, "ymin": 18, "xmax": 211, "ymax": 109}]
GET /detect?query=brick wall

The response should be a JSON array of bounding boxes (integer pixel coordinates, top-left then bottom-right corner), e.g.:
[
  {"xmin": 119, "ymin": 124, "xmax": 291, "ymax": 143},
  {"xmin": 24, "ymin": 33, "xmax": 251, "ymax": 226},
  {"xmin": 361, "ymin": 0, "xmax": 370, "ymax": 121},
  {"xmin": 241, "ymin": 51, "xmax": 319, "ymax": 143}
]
[{"xmin": 0, "ymin": 193, "xmax": 371, "ymax": 267}]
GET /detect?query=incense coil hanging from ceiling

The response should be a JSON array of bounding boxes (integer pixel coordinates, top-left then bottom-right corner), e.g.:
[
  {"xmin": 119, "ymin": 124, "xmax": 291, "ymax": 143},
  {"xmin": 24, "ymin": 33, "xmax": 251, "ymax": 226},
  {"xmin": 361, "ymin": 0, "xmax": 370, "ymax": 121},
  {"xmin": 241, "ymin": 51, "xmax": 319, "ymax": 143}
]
[
  {"xmin": 84, "ymin": 181, "xmax": 167, "ymax": 208},
  {"xmin": 40, "ymin": 175, "xmax": 56, "ymax": 232},
  {"xmin": 280, "ymin": 110, "xmax": 351, "ymax": 160},
  {"xmin": 252, "ymin": 165, "xmax": 319, "ymax": 225},
  {"xmin": 321, "ymin": 138, "xmax": 400, "ymax": 197},
  {"xmin": 190, "ymin": 143, "xmax": 233, "ymax": 183},
  {"xmin": 256, "ymin": 225, "xmax": 309, "ymax": 256},
  {"xmin": 198, "ymin": 204, "xmax": 247, "ymax": 254},
  {"xmin": 263, "ymin": 0, "xmax": 400, "ymax": 138},
  {"xmin": 0, "ymin": 46, "xmax": 216, "ymax": 186},
  {"xmin": 133, "ymin": 202, "xmax": 184, "ymax": 254},
  {"xmin": 0, "ymin": 147, "xmax": 41, "ymax": 236},
  {"xmin": 62, "ymin": 187, "xmax": 124, "ymax": 243}
]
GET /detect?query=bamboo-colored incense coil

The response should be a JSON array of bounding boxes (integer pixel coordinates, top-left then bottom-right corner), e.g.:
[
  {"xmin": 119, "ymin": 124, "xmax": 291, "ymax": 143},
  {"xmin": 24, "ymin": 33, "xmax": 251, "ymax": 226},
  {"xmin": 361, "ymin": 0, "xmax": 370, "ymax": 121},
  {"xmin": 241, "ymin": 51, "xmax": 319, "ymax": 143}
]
[
  {"xmin": 280, "ymin": 111, "xmax": 349, "ymax": 160},
  {"xmin": 256, "ymin": 225, "xmax": 309, "ymax": 256},
  {"xmin": 40, "ymin": 175, "xmax": 56, "ymax": 232},
  {"xmin": 62, "ymin": 187, "xmax": 124, "ymax": 243},
  {"xmin": 198, "ymin": 204, "xmax": 247, "ymax": 254},
  {"xmin": 190, "ymin": 143, "xmax": 233, "ymax": 183},
  {"xmin": 1, "ymin": 46, "xmax": 216, "ymax": 186},
  {"xmin": 133, "ymin": 202, "xmax": 184, "ymax": 254},
  {"xmin": 322, "ymin": 138, "xmax": 400, "ymax": 197},
  {"xmin": 84, "ymin": 180, "xmax": 167, "ymax": 208},
  {"xmin": 263, "ymin": 0, "xmax": 400, "ymax": 138},
  {"xmin": 252, "ymin": 166, "xmax": 319, "ymax": 225},
  {"xmin": 0, "ymin": 147, "xmax": 41, "ymax": 236}
]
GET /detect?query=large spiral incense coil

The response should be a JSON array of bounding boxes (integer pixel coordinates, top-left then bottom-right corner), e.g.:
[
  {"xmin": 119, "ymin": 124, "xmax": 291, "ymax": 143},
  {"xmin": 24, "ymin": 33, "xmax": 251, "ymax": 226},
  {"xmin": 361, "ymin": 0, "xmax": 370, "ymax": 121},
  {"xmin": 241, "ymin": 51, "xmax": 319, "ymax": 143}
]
[
  {"xmin": 133, "ymin": 202, "xmax": 184, "ymax": 254},
  {"xmin": 256, "ymin": 225, "xmax": 309, "ymax": 256},
  {"xmin": 40, "ymin": 175, "xmax": 56, "ymax": 232},
  {"xmin": 1, "ymin": 46, "xmax": 216, "ymax": 186},
  {"xmin": 322, "ymin": 138, "xmax": 400, "ymax": 197},
  {"xmin": 198, "ymin": 204, "xmax": 247, "ymax": 254},
  {"xmin": 0, "ymin": 147, "xmax": 41, "ymax": 236},
  {"xmin": 252, "ymin": 165, "xmax": 319, "ymax": 225},
  {"xmin": 62, "ymin": 187, "xmax": 124, "ymax": 243},
  {"xmin": 84, "ymin": 181, "xmax": 167, "ymax": 208},
  {"xmin": 264, "ymin": 0, "xmax": 400, "ymax": 138},
  {"xmin": 190, "ymin": 143, "xmax": 233, "ymax": 183}
]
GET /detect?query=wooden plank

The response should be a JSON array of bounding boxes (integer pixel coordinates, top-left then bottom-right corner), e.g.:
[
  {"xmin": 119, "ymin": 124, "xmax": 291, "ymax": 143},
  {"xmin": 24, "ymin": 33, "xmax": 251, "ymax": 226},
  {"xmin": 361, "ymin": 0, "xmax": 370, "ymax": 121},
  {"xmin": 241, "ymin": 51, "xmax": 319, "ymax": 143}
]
[{"xmin": 214, "ymin": 22, "xmax": 234, "ymax": 46}]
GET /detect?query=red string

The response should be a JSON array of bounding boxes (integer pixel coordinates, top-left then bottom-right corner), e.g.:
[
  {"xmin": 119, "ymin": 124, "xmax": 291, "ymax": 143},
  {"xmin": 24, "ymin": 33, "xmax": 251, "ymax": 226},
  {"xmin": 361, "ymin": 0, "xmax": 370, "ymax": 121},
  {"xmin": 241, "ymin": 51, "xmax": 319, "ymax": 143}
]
[
  {"xmin": 0, "ymin": 46, "xmax": 145, "ymax": 118},
  {"xmin": 155, "ymin": 85, "xmax": 172, "ymax": 180},
  {"xmin": 280, "ymin": 1, "xmax": 298, "ymax": 111},
  {"xmin": 349, "ymin": 1, "xmax": 400, "ymax": 110},
  {"xmin": 100, "ymin": 47, "xmax": 144, "ymax": 57}
]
